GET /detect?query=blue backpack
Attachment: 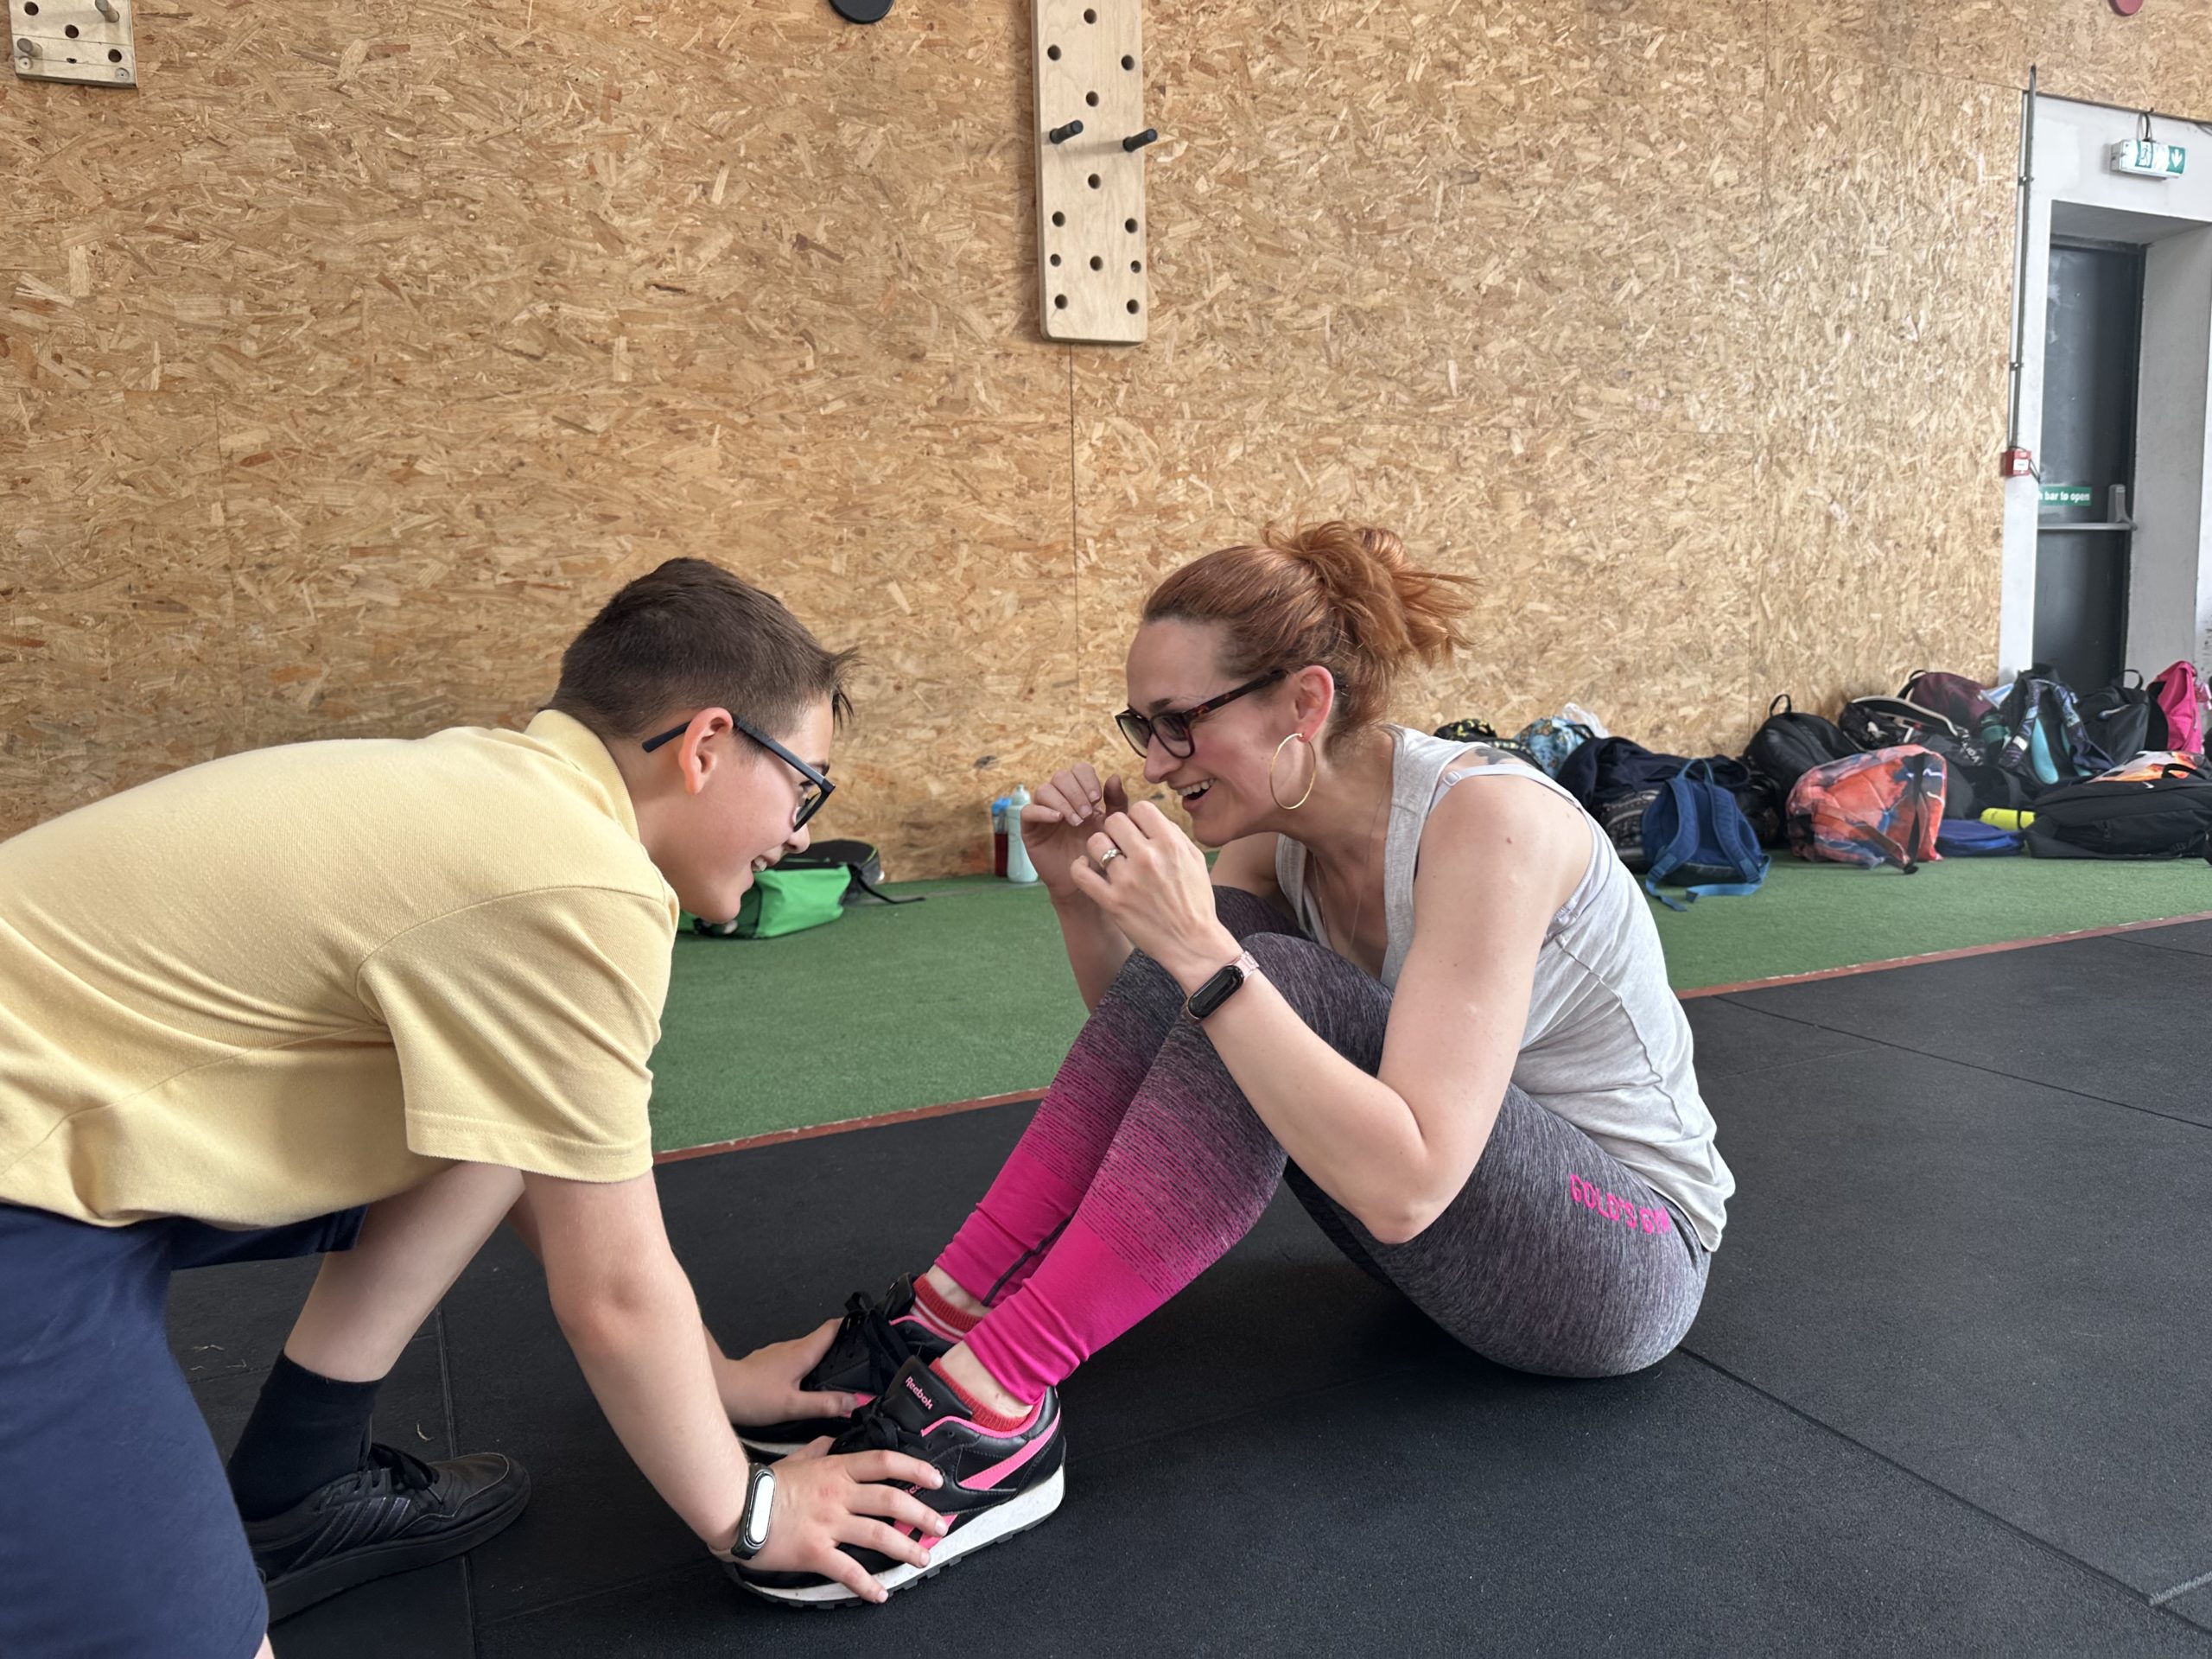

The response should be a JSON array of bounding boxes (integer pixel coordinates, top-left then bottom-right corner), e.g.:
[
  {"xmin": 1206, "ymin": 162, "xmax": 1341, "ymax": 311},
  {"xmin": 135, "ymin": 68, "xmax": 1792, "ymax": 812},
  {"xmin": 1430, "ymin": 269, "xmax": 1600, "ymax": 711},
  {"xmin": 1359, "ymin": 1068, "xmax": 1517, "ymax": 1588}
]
[
  {"xmin": 1640, "ymin": 761, "xmax": 1770, "ymax": 912},
  {"xmin": 1935, "ymin": 819, "xmax": 2022, "ymax": 857}
]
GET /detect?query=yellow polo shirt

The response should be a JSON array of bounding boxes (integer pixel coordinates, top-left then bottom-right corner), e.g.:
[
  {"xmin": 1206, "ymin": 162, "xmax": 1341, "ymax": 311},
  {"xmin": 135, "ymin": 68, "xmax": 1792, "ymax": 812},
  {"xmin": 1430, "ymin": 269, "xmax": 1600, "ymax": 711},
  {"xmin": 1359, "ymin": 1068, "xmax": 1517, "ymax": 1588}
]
[{"xmin": 0, "ymin": 710, "xmax": 679, "ymax": 1227}]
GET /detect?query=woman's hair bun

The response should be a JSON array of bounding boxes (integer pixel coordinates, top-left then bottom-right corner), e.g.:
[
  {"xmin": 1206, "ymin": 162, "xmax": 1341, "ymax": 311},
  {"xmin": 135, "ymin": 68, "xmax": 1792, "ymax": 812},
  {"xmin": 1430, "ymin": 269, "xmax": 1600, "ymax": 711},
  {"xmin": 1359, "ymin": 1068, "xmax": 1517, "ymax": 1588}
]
[{"xmin": 1265, "ymin": 521, "xmax": 1470, "ymax": 668}]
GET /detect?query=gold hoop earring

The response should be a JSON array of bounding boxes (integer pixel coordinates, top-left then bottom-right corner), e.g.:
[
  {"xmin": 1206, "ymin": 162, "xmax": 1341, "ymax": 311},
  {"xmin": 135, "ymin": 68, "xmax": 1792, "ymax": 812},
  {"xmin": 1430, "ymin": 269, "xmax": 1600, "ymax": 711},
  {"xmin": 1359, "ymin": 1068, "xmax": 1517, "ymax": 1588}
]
[{"xmin": 1269, "ymin": 733, "xmax": 1317, "ymax": 811}]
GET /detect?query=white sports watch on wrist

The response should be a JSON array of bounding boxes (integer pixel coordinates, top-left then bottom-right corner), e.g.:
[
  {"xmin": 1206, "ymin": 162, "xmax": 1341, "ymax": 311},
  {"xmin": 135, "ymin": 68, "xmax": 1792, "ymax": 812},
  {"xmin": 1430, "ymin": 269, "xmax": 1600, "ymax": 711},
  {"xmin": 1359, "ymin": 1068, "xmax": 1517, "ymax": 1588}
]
[{"xmin": 728, "ymin": 1464, "xmax": 776, "ymax": 1560}]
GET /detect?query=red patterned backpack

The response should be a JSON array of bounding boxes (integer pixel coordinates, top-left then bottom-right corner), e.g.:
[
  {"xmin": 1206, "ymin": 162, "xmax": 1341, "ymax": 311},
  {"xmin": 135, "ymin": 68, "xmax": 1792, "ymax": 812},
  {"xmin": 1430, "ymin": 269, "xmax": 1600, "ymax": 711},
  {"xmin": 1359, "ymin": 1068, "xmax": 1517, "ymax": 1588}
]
[{"xmin": 1785, "ymin": 747, "xmax": 1948, "ymax": 873}]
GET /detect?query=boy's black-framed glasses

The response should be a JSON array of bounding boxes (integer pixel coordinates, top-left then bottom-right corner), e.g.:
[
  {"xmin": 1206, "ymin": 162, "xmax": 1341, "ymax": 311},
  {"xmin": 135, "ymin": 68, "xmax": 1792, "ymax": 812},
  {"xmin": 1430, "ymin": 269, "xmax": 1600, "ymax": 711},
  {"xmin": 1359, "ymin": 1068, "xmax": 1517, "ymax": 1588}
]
[
  {"xmin": 1115, "ymin": 668, "xmax": 1287, "ymax": 760},
  {"xmin": 642, "ymin": 715, "xmax": 834, "ymax": 831}
]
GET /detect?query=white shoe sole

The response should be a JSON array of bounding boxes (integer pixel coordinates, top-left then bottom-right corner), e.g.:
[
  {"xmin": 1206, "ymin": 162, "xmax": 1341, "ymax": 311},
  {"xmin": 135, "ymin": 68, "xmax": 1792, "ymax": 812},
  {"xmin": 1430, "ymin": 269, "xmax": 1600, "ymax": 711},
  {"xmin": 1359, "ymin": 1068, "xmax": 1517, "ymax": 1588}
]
[{"xmin": 737, "ymin": 1465, "xmax": 1065, "ymax": 1608}]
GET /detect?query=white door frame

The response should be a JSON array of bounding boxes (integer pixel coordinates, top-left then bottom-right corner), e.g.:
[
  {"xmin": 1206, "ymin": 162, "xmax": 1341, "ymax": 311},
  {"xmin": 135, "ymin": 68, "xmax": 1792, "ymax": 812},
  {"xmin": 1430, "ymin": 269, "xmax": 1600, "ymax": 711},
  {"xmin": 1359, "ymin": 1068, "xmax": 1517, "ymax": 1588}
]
[{"xmin": 1999, "ymin": 95, "xmax": 2212, "ymax": 681}]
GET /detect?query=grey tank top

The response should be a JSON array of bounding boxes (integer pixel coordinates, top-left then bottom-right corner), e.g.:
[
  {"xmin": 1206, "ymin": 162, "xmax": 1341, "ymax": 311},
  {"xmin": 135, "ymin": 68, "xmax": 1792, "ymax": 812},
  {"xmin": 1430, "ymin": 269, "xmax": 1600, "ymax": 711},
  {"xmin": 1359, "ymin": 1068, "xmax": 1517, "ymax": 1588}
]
[{"xmin": 1274, "ymin": 726, "xmax": 1733, "ymax": 1250}]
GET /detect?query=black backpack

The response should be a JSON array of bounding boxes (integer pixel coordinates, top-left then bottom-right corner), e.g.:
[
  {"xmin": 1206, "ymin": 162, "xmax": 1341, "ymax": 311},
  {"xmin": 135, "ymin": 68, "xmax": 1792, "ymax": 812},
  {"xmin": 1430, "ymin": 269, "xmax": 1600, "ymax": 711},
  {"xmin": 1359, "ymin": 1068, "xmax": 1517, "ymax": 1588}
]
[
  {"xmin": 779, "ymin": 838, "xmax": 925, "ymax": 905},
  {"xmin": 1839, "ymin": 695, "xmax": 1965, "ymax": 752},
  {"xmin": 1994, "ymin": 671, "xmax": 2112, "ymax": 791},
  {"xmin": 2026, "ymin": 760, "xmax": 2212, "ymax": 860},
  {"xmin": 1745, "ymin": 695, "xmax": 1859, "ymax": 797},
  {"xmin": 1556, "ymin": 737, "xmax": 1689, "ymax": 813},
  {"xmin": 2074, "ymin": 671, "xmax": 2163, "ymax": 762}
]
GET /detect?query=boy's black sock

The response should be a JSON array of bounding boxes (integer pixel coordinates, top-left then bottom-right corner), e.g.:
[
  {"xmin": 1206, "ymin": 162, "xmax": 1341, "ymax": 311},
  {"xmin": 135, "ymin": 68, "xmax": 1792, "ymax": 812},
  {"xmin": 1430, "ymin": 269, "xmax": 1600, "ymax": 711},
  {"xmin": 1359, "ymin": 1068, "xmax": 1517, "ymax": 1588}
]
[{"xmin": 226, "ymin": 1353, "xmax": 384, "ymax": 1522}]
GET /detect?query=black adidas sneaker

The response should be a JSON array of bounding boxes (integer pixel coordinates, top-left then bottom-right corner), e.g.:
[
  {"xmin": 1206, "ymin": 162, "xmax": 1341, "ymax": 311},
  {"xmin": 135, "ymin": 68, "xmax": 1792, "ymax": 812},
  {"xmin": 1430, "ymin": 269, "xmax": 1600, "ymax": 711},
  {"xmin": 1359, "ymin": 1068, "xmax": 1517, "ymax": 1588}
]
[
  {"xmin": 741, "ymin": 1274, "xmax": 955, "ymax": 1458},
  {"xmin": 246, "ymin": 1444, "xmax": 531, "ymax": 1622},
  {"xmin": 728, "ymin": 1356, "xmax": 1065, "ymax": 1608}
]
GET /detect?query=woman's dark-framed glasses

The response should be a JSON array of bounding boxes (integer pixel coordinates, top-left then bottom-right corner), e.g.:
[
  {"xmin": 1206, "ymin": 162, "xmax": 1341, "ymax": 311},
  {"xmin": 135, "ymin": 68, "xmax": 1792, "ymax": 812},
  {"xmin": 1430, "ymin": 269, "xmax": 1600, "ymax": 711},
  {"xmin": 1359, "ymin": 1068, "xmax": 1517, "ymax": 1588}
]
[
  {"xmin": 642, "ymin": 715, "xmax": 834, "ymax": 830},
  {"xmin": 1115, "ymin": 668, "xmax": 1287, "ymax": 760}
]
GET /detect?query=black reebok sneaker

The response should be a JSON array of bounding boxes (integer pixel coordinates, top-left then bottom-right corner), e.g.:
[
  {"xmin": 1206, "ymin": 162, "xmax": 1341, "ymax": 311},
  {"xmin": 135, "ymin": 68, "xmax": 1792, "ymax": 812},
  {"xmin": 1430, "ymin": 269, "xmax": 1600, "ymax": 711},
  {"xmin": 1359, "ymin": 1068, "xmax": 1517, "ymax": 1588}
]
[
  {"xmin": 245, "ymin": 1443, "xmax": 531, "ymax": 1622},
  {"xmin": 728, "ymin": 1356, "xmax": 1065, "ymax": 1609},
  {"xmin": 740, "ymin": 1274, "xmax": 956, "ymax": 1459}
]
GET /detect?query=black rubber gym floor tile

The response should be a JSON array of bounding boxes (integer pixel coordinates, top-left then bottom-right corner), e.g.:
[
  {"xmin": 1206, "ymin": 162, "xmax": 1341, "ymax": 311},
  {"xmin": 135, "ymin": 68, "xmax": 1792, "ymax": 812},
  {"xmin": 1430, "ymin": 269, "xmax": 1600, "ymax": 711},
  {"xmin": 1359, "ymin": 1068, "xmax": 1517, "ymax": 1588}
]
[
  {"xmin": 264, "ymin": 1560, "xmax": 477, "ymax": 1659},
  {"xmin": 1688, "ymin": 1042, "xmax": 2212, "ymax": 1599},
  {"xmin": 444, "ymin": 1103, "xmax": 1441, "ymax": 1623},
  {"xmin": 1722, "ymin": 934, "xmax": 2212, "ymax": 1127},
  {"xmin": 1680, "ymin": 995, "xmax": 1876, "ymax": 1079},
  {"xmin": 2119, "ymin": 918, "xmax": 2212, "ymax": 958},
  {"xmin": 472, "ymin": 1357, "xmax": 2212, "ymax": 1658},
  {"xmin": 168, "ymin": 1252, "xmax": 325, "ymax": 1385},
  {"xmin": 2168, "ymin": 1582, "xmax": 2212, "ymax": 1633}
]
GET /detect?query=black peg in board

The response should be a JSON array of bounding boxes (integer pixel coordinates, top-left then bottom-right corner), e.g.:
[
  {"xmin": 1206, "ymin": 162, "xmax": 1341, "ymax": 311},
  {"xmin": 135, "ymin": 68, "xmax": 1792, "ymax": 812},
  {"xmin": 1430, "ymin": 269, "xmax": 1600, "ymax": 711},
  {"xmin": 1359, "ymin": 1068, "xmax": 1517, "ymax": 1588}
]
[
  {"xmin": 829, "ymin": 0, "xmax": 893, "ymax": 20},
  {"xmin": 1048, "ymin": 119, "xmax": 1085, "ymax": 144},
  {"xmin": 1122, "ymin": 129, "xmax": 1159, "ymax": 153}
]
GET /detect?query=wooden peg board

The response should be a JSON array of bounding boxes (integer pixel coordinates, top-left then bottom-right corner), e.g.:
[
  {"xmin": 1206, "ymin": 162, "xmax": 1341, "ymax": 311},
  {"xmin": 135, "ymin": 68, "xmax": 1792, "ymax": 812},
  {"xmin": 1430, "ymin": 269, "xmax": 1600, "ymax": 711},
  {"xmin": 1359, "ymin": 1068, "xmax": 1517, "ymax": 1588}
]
[
  {"xmin": 10, "ymin": 0, "xmax": 136, "ymax": 86},
  {"xmin": 1033, "ymin": 0, "xmax": 1148, "ymax": 344}
]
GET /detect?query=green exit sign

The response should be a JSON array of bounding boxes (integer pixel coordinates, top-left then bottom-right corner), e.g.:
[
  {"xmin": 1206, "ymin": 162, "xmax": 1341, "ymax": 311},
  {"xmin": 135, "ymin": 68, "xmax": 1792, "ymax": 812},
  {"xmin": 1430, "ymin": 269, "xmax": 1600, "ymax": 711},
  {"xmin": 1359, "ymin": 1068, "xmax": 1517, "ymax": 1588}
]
[
  {"xmin": 2041, "ymin": 484, "xmax": 2094, "ymax": 508},
  {"xmin": 2111, "ymin": 138, "xmax": 2186, "ymax": 178}
]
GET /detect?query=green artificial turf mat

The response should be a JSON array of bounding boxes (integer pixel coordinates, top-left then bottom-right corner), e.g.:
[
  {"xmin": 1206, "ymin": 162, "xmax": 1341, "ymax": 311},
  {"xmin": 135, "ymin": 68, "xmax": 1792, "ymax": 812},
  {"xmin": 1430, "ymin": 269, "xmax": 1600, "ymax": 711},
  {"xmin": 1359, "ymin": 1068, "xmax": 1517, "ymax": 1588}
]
[
  {"xmin": 652, "ymin": 878, "xmax": 1083, "ymax": 1152},
  {"xmin": 645, "ymin": 858, "xmax": 2212, "ymax": 1153}
]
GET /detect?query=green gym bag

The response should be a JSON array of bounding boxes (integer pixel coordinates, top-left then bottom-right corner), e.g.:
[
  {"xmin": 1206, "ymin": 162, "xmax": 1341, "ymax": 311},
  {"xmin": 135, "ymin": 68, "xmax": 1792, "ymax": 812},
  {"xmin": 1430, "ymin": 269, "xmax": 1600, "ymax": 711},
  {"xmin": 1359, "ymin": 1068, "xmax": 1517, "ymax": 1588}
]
[
  {"xmin": 692, "ymin": 839, "xmax": 924, "ymax": 940},
  {"xmin": 702, "ymin": 868, "xmax": 850, "ymax": 939}
]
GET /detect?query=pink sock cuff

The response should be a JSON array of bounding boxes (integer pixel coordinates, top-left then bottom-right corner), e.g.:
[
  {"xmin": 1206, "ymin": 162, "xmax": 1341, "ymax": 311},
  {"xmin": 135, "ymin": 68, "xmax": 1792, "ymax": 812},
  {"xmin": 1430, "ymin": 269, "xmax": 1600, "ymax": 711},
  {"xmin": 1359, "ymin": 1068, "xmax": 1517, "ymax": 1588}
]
[
  {"xmin": 911, "ymin": 1276, "xmax": 981, "ymax": 1339},
  {"xmin": 930, "ymin": 1361, "xmax": 1042, "ymax": 1433}
]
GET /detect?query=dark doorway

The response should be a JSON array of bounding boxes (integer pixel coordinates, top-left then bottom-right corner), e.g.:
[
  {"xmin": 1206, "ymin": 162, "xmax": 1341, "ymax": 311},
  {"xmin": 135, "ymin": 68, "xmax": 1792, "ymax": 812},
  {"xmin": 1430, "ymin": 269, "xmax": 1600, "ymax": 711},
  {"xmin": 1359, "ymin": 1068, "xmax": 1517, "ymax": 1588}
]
[{"xmin": 2034, "ymin": 238, "xmax": 2144, "ymax": 693}]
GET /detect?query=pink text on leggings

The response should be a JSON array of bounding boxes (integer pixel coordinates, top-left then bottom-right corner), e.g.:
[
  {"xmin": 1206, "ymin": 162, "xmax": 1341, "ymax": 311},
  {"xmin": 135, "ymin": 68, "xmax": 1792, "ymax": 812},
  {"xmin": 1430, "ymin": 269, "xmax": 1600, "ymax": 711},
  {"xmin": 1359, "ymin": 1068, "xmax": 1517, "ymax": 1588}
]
[{"xmin": 1568, "ymin": 1173, "xmax": 1673, "ymax": 1237}]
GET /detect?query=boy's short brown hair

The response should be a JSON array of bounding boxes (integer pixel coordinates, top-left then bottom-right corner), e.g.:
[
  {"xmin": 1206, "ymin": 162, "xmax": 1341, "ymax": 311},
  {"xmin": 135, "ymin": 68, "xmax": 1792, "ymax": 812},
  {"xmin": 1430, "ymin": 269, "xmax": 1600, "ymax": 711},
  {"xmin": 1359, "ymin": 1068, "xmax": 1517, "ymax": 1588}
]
[{"xmin": 550, "ymin": 559, "xmax": 855, "ymax": 741}]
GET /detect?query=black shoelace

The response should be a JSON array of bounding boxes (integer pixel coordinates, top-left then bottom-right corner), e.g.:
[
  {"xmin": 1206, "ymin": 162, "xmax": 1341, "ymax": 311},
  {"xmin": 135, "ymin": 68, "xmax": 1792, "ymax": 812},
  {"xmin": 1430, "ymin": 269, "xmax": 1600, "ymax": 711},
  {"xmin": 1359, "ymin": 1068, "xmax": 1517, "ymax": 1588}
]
[
  {"xmin": 824, "ymin": 1290, "xmax": 920, "ymax": 1385},
  {"xmin": 326, "ymin": 1442, "xmax": 438, "ymax": 1503},
  {"xmin": 832, "ymin": 1402, "xmax": 923, "ymax": 1460}
]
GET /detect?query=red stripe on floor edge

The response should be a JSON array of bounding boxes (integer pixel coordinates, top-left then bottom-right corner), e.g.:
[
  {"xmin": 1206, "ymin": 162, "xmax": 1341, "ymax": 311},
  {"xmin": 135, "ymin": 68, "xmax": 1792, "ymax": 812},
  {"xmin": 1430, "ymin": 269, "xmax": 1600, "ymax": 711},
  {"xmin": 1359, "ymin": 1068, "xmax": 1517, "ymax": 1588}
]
[{"xmin": 654, "ymin": 909, "xmax": 2212, "ymax": 1164}]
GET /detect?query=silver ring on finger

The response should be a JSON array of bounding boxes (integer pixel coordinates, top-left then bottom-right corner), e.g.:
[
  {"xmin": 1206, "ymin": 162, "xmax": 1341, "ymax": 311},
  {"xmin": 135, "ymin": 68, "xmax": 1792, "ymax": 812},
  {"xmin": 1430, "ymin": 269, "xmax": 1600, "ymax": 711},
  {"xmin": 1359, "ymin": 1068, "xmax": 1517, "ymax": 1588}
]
[{"xmin": 1096, "ymin": 846, "xmax": 1126, "ymax": 867}]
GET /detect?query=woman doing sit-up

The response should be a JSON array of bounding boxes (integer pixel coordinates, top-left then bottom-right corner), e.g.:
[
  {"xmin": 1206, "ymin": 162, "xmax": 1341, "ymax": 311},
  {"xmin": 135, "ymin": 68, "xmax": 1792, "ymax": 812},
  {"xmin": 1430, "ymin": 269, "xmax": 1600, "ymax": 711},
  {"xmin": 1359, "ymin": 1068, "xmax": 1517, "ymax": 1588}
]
[{"xmin": 725, "ymin": 521, "xmax": 1734, "ymax": 1609}]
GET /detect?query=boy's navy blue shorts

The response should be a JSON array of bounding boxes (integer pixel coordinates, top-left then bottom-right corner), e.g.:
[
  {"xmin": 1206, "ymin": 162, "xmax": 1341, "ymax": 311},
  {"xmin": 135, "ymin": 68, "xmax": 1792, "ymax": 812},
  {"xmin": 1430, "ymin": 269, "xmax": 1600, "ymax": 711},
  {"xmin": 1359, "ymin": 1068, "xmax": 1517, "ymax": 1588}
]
[{"xmin": 0, "ymin": 1200, "xmax": 365, "ymax": 1659}]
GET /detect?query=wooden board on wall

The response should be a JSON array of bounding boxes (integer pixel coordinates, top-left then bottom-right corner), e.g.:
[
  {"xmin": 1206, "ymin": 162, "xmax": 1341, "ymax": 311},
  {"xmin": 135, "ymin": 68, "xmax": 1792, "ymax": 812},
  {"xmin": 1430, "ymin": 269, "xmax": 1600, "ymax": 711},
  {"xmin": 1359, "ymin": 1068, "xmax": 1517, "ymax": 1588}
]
[{"xmin": 6, "ymin": 0, "xmax": 2212, "ymax": 875}]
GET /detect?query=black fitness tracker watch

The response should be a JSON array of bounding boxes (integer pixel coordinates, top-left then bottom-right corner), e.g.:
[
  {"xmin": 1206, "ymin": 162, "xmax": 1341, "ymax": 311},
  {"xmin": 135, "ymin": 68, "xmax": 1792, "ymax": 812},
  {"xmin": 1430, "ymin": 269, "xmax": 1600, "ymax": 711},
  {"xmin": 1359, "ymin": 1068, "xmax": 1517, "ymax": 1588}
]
[
  {"xmin": 729, "ymin": 1464, "xmax": 777, "ymax": 1560},
  {"xmin": 1185, "ymin": 950, "xmax": 1262, "ymax": 1022}
]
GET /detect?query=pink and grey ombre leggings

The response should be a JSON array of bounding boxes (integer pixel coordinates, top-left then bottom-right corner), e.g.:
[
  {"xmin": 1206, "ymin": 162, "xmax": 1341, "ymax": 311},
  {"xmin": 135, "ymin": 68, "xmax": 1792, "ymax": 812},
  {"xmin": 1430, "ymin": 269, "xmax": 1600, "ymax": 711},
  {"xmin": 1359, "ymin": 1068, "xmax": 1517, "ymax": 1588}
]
[{"xmin": 938, "ymin": 888, "xmax": 1712, "ymax": 1403}]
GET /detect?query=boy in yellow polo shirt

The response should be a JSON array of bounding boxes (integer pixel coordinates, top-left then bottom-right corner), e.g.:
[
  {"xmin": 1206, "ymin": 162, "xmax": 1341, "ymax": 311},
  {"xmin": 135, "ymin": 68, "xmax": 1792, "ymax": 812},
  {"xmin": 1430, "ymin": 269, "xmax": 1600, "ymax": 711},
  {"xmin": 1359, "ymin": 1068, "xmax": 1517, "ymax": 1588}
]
[{"xmin": 0, "ymin": 560, "xmax": 944, "ymax": 1659}]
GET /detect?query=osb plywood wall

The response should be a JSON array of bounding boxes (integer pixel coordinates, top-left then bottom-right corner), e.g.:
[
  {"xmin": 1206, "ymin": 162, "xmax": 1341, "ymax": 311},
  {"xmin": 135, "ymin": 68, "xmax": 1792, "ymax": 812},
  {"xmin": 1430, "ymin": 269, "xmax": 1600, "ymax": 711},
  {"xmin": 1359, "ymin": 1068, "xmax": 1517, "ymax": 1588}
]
[{"xmin": 5, "ymin": 1, "xmax": 2209, "ymax": 874}]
